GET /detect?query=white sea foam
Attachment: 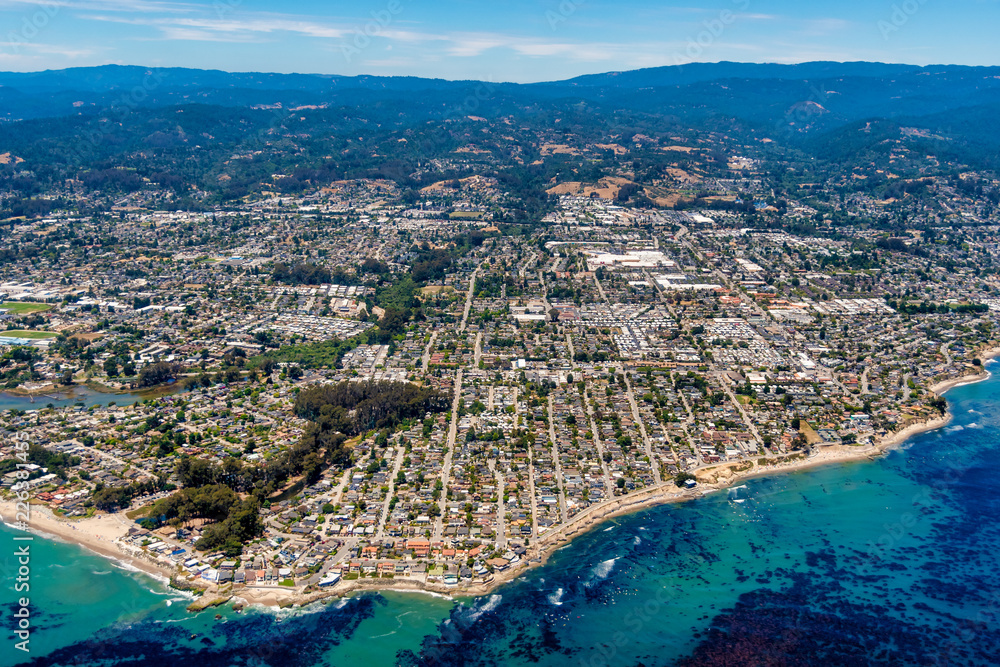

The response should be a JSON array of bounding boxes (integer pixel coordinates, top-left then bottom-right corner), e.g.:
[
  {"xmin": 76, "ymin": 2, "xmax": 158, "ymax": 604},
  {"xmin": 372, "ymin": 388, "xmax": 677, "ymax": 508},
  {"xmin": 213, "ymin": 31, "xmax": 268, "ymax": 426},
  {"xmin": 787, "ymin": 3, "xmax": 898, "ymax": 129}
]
[
  {"xmin": 633, "ymin": 536, "xmax": 641, "ymax": 546},
  {"xmin": 585, "ymin": 558, "xmax": 617, "ymax": 587},
  {"xmin": 15, "ymin": 526, "xmax": 70, "ymax": 544},
  {"xmin": 464, "ymin": 594, "xmax": 502, "ymax": 623},
  {"xmin": 248, "ymin": 599, "xmax": 333, "ymax": 621},
  {"xmin": 547, "ymin": 588, "xmax": 565, "ymax": 606},
  {"xmin": 110, "ymin": 559, "xmax": 141, "ymax": 574},
  {"xmin": 234, "ymin": 595, "xmax": 348, "ymax": 619},
  {"xmin": 153, "ymin": 587, "xmax": 196, "ymax": 602},
  {"xmin": 239, "ymin": 601, "xmax": 287, "ymax": 615},
  {"xmin": 110, "ymin": 560, "xmax": 171, "ymax": 589},
  {"xmin": 386, "ymin": 589, "xmax": 453, "ymax": 601}
]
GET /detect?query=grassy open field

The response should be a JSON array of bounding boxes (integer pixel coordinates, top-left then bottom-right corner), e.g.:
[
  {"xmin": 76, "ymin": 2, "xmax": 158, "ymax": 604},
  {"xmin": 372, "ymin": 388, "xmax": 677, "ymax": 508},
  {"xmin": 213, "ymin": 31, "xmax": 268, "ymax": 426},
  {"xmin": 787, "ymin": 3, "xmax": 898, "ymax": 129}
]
[
  {"xmin": 420, "ymin": 285, "xmax": 456, "ymax": 296},
  {"xmin": 1, "ymin": 330, "xmax": 59, "ymax": 339},
  {"xmin": 800, "ymin": 421, "xmax": 823, "ymax": 445},
  {"xmin": 0, "ymin": 302, "xmax": 52, "ymax": 315}
]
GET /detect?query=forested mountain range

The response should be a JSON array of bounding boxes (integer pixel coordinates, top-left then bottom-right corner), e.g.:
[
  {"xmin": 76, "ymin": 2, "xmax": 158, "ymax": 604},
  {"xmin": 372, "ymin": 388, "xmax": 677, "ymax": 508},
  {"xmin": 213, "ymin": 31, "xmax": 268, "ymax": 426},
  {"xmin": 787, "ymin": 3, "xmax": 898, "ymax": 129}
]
[
  {"xmin": 1, "ymin": 61, "xmax": 998, "ymax": 216},
  {"xmin": 3, "ymin": 62, "xmax": 998, "ymax": 125}
]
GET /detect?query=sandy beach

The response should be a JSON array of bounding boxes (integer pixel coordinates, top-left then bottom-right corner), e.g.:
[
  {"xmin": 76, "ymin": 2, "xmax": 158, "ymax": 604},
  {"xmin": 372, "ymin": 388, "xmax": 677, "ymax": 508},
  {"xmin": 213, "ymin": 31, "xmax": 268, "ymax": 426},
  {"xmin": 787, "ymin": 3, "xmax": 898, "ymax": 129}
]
[
  {"xmin": 0, "ymin": 501, "xmax": 176, "ymax": 582},
  {"xmin": 929, "ymin": 345, "xmax": 999, "ymax": 396}
]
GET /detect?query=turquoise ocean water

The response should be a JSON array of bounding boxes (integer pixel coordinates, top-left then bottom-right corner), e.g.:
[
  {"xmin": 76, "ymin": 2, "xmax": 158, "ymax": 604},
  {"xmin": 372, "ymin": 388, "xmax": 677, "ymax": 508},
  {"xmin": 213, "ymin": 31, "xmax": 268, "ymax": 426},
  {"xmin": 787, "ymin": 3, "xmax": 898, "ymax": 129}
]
[{"xmin": 4, "ymin": 364, "xmax": 1000, "ymax": 666}]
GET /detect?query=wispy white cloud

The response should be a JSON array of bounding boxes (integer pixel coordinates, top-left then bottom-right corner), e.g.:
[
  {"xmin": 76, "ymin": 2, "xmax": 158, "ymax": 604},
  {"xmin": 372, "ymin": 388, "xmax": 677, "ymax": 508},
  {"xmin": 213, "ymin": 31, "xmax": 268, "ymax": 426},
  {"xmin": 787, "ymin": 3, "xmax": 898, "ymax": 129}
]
[
  {"xmin": 439, "ymin": 32, "xmax": 680, "ymax": 63},
  {"xmin": 443, "ymin": 35, "xmax": 507, "ymax": 57},
  {"xmin": 81, "ymin": 13, "xmax": 352, "ymax": 40},
  {"xmin": 0, "ymin": 39, "xmax": 94, "ymax": 58},
  {"xmin": 0, "ymin": 0, "xmax": 969, "ymax": 80},
  {"xmin": 801, "ymin": 17, "xmax": 853, "ymax": 35},
  {"xmin": 378, "ymin": 29, "xmax": 447, "ymax": 44},
  {"xmin": 0, "ymin": 0, "xmax": 195, "ymax": 14},
  {"xmin": 154, "ymin": 26, "xmax": 259, "ymax": 43}
]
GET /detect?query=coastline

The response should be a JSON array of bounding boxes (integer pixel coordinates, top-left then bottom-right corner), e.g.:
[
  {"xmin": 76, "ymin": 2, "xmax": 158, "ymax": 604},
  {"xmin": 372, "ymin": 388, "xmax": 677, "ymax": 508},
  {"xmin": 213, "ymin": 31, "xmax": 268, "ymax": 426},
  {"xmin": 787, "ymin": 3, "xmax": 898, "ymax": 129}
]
[
  {"xmin": 1, "ymin": 379, "xmax": 186, "ymax": 399},
  {"xmin": 928, "ymin": 345, "xmax": 999, "ymax": 396},
  {"xmin": 3, "ymin": 384, "xmax": 69, "ymax": 398},
  {"xmin": 0, "ymin": 502, "xmax": 177, "ymax": 583},
  {"xmin": 2, "ymin": 362, "xmax": 989, "ymax": 611}
]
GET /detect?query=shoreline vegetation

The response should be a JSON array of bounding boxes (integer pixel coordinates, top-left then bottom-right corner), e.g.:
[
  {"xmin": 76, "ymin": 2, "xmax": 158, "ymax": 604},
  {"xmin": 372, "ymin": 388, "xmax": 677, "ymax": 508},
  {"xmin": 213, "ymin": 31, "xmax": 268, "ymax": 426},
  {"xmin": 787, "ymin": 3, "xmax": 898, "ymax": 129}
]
[
  {"xmin": 2, "ymin": 350, "xmax": 997, "ymax": 612},
  {"xmin": 2, "ymin": 379, "xmax": 183, "ymax": 400}
]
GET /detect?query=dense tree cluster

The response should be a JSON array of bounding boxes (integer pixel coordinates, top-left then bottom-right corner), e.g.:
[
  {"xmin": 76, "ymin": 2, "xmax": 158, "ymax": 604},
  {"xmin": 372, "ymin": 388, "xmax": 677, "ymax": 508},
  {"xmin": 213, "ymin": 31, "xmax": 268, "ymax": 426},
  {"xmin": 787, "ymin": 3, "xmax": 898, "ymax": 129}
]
[
  {"xmin": 149, "ymin": 483, "xmax": 237, "ymax": 524},
  {"xmin": 1, "ymin": 346, "xmax": 42, "ymax": 388},
  {"xmin": 24, "ymin": 443, "xmax": 81, "ymax": 480},
  {"xmin": 252, "ymin": 331, "xmax": 368, "ymax": 370},
  {"xmin": 91, "ymin": 477, "xmax": 171, "ymax": 511},
  {"xmin": 373, "ymin": 306, "xmax": 411, "ymax": 344},
  {"xmin": 271, "ymin": 261, "xmax": 331, "ymax": 285},
  {"xmin": 144, "ymin": 483, "xmax": 264, "ymax": 555},
  {"xmin": 889, "ymin": 300, "xmax": 989, "ymax": 315},
  {"xmin": 80, "ymin": 168, "xmax": 144, "ymax": 193},
  {"xmin": 149, "ymin": 451, "xmax": 321, "ymax": 552},
  {"xmin": 360, "ymin": 257, "xmax": 390, "ymax": 274},
  {"xmin": 137, "ymin": 361, "xmax": 183, "ymax": 388},
  {"xmin": 195, "ymin": 497, "xmax": 264, "ymax": 555},
  {"xmin": 293, "ymin": 380, "xmax": 450, "ymax": 435},
  {"xmin": 409, "ymin": 245, "xmax": 454, "ymax": 284},
  {"xmin": 1, "ymin": 444, "xmax": 82, "ymax": 482}
]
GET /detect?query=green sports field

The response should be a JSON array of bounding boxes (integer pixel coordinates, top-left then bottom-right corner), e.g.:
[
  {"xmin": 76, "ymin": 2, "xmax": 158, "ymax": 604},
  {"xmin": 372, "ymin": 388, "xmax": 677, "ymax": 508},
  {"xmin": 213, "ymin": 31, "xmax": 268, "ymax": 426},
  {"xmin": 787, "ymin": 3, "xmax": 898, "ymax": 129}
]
[
  {"xmin": 1, "ymin": 330, "xmax": 59, "ymax": 339},
  {"xmin": 0, "ymin": 302, "xmax": 52, "ymax": 315}
]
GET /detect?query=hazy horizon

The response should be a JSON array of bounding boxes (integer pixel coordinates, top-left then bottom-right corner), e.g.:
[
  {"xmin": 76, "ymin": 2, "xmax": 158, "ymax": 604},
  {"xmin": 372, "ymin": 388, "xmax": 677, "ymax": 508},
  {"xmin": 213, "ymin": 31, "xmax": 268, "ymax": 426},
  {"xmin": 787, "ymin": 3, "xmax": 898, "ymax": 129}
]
[
  {"xmin": 2, "ymin": 59, "xmax": 996, "ymax": 86},
  {"xmin": 0, "ymin": 0, "xmax": 996, "ymax": 83}
]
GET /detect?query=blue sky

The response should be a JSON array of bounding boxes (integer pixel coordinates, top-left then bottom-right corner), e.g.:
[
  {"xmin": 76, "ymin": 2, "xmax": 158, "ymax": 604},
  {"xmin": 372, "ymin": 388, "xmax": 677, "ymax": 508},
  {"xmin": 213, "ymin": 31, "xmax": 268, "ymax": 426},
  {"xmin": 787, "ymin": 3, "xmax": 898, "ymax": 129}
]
[{"xmin": 0, "ymin": 0, "xmax": 997, "ymax": 81}]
